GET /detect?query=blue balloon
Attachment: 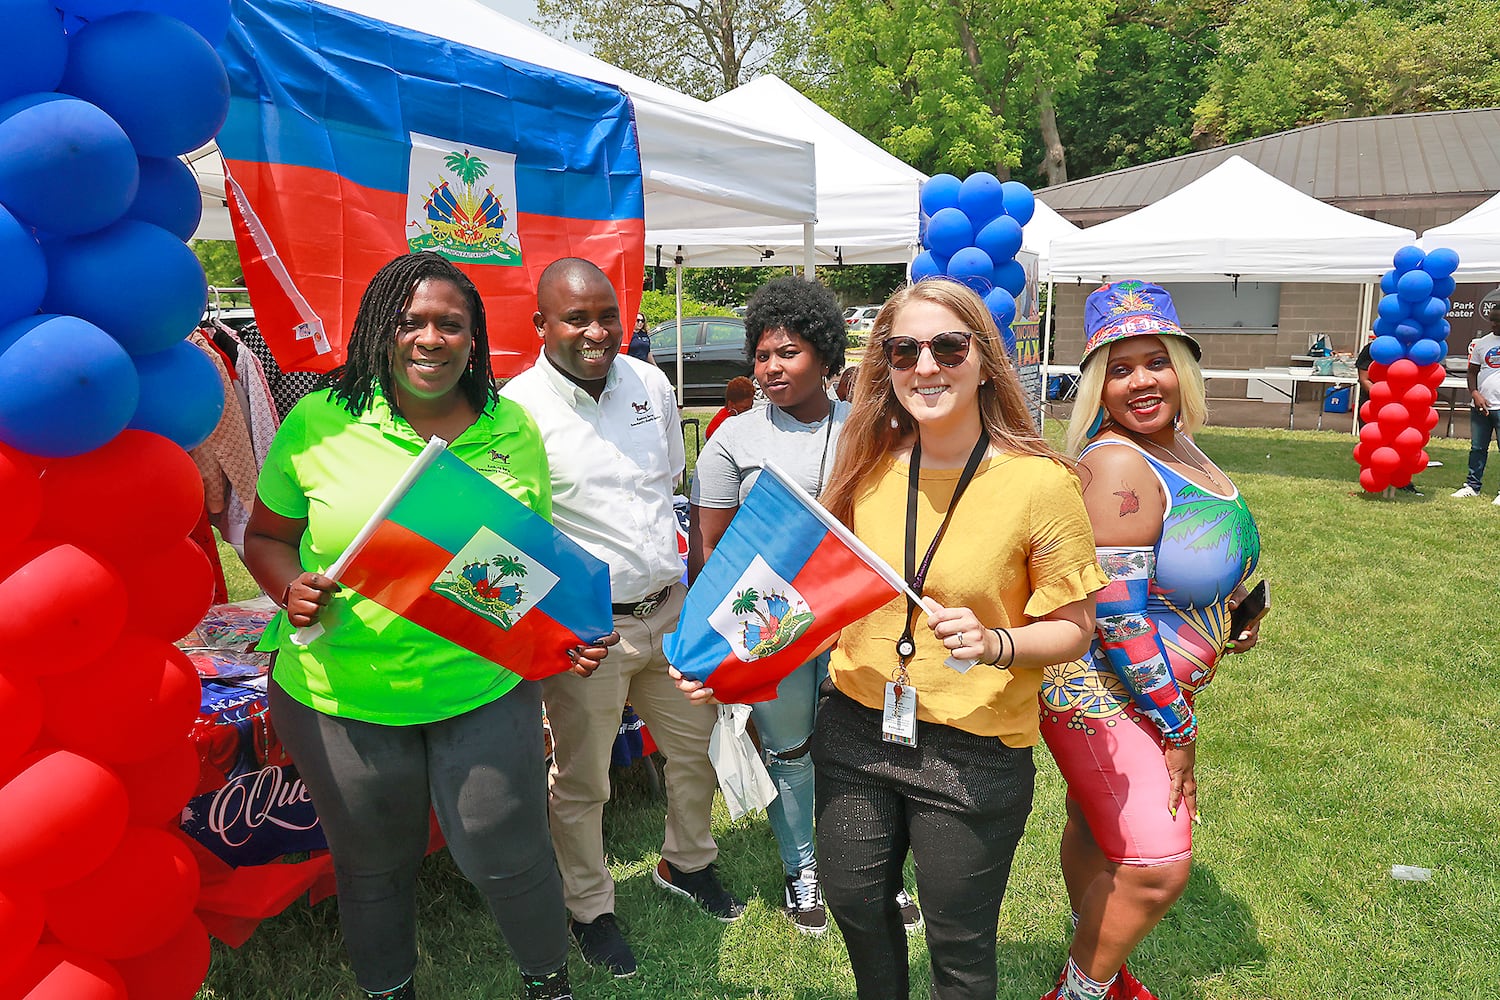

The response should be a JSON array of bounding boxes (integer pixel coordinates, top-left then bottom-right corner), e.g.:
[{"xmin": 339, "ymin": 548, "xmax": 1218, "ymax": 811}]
[
  {"xmin": 1421, "ymin": 319, "xmax": 1449, "ymax": 341},
  {"xmin": 0, "ymin": 313, "xmax": 139, "ymax": 456},
  {"xmin": 958, "ymin": 173, "xmax": 1006, "ymax": 230},
  {"xmin": 41, "ymin": 219, "xmax": 207, "ymax": 356},
  {"xmin": 1420, "ymin": 247, "xmax": 1459, "ymax": 279},
  {"xmin": 999, "ymin": 181, "xmax": 1035, "ymax": 227},
  {"xmin": 983, "ymin": 287, "xmax": 1017, "ymax": 329},
  {"xmin": 1379, "ymin": 269, "xmax": 1399, "ymax": 295},
  {"xmin": 138, "ymin": 0, "xmax": 232, "ymax": 44},
  {"xmin": 1396, "ymin": 269, "xmax": 1434, "ymax": 303},
  {"xmin": 1371, "ymin": 315, "xmax": 1396, "ymax": 338},
  {"xmin": 1432, "ymin": 275, "xmax": 1456, "ymax": 299},
  {"xmin": 1369, "ymin": 335, "xmax": 1404, "ymax": 365},
  {"xmin": 125, "ymin": 155, "xmax": 202, "ymax": 240},
  {"xmin": 975, "ymin": 215, "xmax": 1023, "ymax": 266},
  {"xmin": 994, "ymin": 258, "xmax": 1027, "ymax": 297},
  {"xmin": 1418, "ymin": 296, "xmax": 1448, "ymax": 324},
  {"xmin": 920, "ymin": 174, "xmax": 962, "ymax": 217},
  {"xmin": 946, "ymin": 246, "xmax": 994, "ymax": 294},
  {"xmin": 59, "ymin": 11, "xmax": 229, "ymax": 157},
  {"xmin": 1391, "ymin": 245, "xmax": 1425, "ymax": 273},
  {"xmin": 0, "ymin": 203, "xmax": 45, "ymax": 327},
  {"xmin": 1376, "ymin": 294, "xmax": 1405, "ymax": 322},
  {"xmin": 0, "ymin": 0, "xmax": 68, "ymax": 104},
  {"xmin": 128, "ymin": 338, "xmax": 224, "ymax": 449},
  {"xmin": 0, "ymin": 93, "xmax": 138, "ymax": 235},
  {"xmin": 1407, "ymin": 338, "xmax": 1444, "ymax": 367},
  {"xmin": 909, "ymin": 250, "xmax": 948, "ymax": 284},
  {"xmin": 1393, "ymin": 321, "xmax": 1423, "ymax": 345},
  {"xmin": 925, "ymin": 207, "xmax": 974, "ymax": 257}
]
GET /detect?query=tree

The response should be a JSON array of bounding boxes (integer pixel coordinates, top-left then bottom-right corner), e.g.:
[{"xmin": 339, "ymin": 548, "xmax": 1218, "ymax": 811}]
[
  {"xmin": 191, "ymin": 240, "xmax": 243, "ymax": 290},
  {"xmin": 1192, "ymin": 0, "xmax": 1500, "ymax": 145},
  {"xmin": 534, "ymin": 0, "xmax": 812, "ymax": 100},
  {"xmin": 810, "ymin": 0, "xmax": 1111, "ymax": 183}
]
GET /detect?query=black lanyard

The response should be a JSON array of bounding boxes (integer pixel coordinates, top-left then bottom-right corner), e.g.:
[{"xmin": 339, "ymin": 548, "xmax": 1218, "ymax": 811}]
[{"xmin": 896, "ymin": 432, "xmax": 991, "ymax": 664}]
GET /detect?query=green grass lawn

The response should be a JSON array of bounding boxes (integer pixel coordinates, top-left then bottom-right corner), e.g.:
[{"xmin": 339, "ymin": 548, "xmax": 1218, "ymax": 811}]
[{"xmin": 201, "ymin": 424, "xmax": 1500, "ymax": 999}]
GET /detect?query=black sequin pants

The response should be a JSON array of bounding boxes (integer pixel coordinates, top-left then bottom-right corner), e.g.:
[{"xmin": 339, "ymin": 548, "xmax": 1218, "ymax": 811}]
[{"xmin": 812, "ymin": 688, "xmax": 1035, "ymax": 1000}]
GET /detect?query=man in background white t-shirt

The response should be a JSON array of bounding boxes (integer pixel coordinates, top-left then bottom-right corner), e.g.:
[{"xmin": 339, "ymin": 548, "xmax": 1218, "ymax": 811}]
[{"xmin": 1451, "ymin": 286, "xmax": 1500, "ymax": 502}]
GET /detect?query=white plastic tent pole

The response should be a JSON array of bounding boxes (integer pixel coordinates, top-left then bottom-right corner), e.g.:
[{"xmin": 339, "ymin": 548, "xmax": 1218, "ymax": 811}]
[
  {"xmin": 803, "ymin": 223, "xmax": 815, "ymax": 279},
  {"xmin": 1040, "ymin": 278, "xmax": 1055, "ymax": 435},
  {"xmin": 1352, "ymin": 280, "xmax": 1375, "ymax": 435},
  {"xmin": 675, "ymin": 256, "xmax": 685, "ymax": 407}
]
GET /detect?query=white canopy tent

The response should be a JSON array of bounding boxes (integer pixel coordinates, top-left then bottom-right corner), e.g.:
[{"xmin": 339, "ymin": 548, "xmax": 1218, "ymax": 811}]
[
  {"xmin": 1021, "ymin": 198, "xmax": 1079, "ymax": 281},
  {"xmin": 646, "ymin": 75, "xmax": 927, "ymax": 270},
  {"xmin": 1421, "ymin": 190, "xmax": 1500, "ymax": 280},
  {"xmin": 1047, "ymin": 155, "xmax": 1415, "ymax": 283},
  {"xmin": 189, "ymin": 0, "xmax": 817, "ymax": 250}
]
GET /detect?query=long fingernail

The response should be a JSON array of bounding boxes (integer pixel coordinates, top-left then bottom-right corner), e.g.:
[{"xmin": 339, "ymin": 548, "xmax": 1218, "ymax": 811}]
[
  {"xmin": 1169, "ymin": 806, "xmax": 1177, "ymax": 818},
  {"xmin": 1193, "ymin": 811, "xmax": 1204, "ymax": 826},
  {"xmin": 1225, "ymin": 641, "xmax": 1237, "ymax": 649}
]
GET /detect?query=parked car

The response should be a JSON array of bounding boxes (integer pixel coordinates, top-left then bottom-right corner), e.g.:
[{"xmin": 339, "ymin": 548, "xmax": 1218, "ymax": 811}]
[
  {"xmin": 649, "ymin": 316, "xmax": 751, "ymax": 403},
  {"xmin": 845, "ymin": 305, "xmax": 882, "ymax": 332}
]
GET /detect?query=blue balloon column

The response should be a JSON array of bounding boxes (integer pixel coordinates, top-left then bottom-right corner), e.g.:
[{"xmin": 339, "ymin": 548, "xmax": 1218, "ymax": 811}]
[
  {"xmin": 1353, "ymin": 244, "xmax": 1460, "ymax": 493},
  {"xmin": 912, "ymin": 172, "xmax": 1034, "ymax": 357},
  {"xmin": 0, "ymin": 2, "xmax": 231, "ymax": 997}
]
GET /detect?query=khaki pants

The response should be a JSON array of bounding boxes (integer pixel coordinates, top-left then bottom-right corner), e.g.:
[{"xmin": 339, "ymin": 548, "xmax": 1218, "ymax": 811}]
[{"xmin": 541, "ymin": 583, "xmax": 719, "ymax": 922}]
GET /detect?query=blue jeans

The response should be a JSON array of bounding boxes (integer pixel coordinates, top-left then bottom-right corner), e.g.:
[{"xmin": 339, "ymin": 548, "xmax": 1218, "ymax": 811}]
[
  {"xmin": 750, "ymin": 651, "xmax": 829, "ymax": 875},
  {"xmin": 1464, "ymin": 406, "xmax": 1500, "ymax": 490}
]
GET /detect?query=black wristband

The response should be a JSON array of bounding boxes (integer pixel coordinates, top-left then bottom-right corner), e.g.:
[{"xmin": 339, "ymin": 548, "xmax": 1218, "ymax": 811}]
[{"xmin": 986, "ymin": 627, "xmax": 1012, "ymax": 669}]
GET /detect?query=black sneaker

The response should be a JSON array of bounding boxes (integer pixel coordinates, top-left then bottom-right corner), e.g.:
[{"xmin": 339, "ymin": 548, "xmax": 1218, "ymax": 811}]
[
  {"xmin": 569, "ymin": 913, "xmax": 637, "ymax": 978},
  {"xmin": 652, "ymin": 858, "xmax": 746, "ymax": 922},
  {"xmin": 895, "ymin": 888, "xmax": 922, "ymax": 934},
  {"xmin": 782, "ymin": 868, "xmax": 828, "ymax": 936},
  {"xmin": 521, "ymin": 967, "xmax": 572, "ymax": 1000},
  {"xmin": 363, "ymin": 981, "xmax": 414, "ymax": 1000}
]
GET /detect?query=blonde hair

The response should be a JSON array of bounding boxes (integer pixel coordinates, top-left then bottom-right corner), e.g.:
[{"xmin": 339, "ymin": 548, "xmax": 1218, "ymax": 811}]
[
  {"xmin": 1066, "ymin": 335, "xmax": 1208, "ymax": 455},
  {"xmin": 822, "ymin": 279, "xmax": 1067, "ymax": 527}
]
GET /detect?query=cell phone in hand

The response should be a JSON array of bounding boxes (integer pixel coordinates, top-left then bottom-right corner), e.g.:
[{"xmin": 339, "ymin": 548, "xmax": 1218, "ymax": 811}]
[{"xmin": 1229, "ymin": 579, "xmax": 1269, "ymax": 638}]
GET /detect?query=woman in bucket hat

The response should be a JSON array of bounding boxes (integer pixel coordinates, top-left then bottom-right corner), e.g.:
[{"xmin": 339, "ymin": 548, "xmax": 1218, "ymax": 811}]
[{"xmin": 1038, "ymin": 280, "xmax": 1264, "ymax": 1000}]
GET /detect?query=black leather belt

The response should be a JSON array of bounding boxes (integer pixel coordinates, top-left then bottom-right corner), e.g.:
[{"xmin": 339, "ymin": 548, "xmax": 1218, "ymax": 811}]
[{"xmin": 612, "ymin": 585, "xmax": 672, "ymax": 619}]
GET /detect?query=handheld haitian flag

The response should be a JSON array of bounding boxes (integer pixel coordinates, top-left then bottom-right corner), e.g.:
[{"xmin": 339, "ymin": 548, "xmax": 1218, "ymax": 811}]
[
  {"xmin": 664, "ymin": 463, "xmax": 907, "ymax": 704},
  {"xmin": 217, "ymin": 0, "xmax": 646, "ymax": 377},
  {"xmin": 297, "ymin": 438, "xmax": 613, "ymax": 680}
]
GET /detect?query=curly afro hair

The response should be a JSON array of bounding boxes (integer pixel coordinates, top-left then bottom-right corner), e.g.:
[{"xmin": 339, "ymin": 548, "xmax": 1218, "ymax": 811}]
[{"xmin": 743, "ymin": 277, "xmax": 847, "ymax": 374}]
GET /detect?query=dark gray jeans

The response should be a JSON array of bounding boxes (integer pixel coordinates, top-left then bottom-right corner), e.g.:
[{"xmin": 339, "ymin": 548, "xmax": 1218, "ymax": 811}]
[{"xmin": 269, "ymin": 679, "xmax": 567, "ymax": 992}]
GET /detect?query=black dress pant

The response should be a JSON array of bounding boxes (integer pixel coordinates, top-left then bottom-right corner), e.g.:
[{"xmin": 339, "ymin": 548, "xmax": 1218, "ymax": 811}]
[{"xmin": 813, "ymin": 688, "xmax": 1035, "ymax": 1000}]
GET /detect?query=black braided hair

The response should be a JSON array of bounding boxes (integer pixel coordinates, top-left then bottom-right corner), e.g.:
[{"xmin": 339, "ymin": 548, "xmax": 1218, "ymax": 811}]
[
  {"xmin": 318, "ymin": 251, "xmax": 495, "ymax": 416},
  {"xmin": 743, "ymin": 276, "xmax": 847, "ymax": 374}
]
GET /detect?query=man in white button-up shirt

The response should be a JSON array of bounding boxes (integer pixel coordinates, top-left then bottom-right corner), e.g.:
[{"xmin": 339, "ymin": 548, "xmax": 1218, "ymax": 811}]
[{"xmin": 503, "ymin": 259, "xmax": 742, "ymax": 978}]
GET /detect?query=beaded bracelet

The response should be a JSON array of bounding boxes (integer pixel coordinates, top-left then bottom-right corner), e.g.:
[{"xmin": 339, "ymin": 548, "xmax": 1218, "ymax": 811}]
[{"xmin": 1163, "ymin": 717, "xmax": 1198, "ymax": 748}]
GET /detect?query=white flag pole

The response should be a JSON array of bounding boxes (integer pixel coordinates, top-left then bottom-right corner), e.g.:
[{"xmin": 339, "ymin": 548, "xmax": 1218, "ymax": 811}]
[
  {"xmin": 762, "ymin": 461, "xmax": 925, "ymax": 609},
  {"xmin": 291, "ymin": 435, "xmax": 450, "ymax": 646}
]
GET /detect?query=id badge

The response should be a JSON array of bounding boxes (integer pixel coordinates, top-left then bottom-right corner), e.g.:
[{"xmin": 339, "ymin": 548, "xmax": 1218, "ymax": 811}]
[{"xmin": 881, "ymin": 682, "xmax": 917, "ymax": 746}]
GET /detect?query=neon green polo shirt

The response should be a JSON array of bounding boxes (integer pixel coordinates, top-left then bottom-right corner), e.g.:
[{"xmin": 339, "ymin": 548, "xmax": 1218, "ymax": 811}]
[{"xmin": 256, "ymin": 388, "xmax": 551, "ymax": 724}]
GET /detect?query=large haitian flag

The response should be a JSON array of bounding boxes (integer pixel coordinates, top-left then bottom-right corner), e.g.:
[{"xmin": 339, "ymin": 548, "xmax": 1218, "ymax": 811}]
[
  {"xmin": 664, "ymin": 464, "xmax": 905, "ymax": 704},
  {"xmin": 333, "ymin": 445, "xmax": 614, "ymax": 680},
  {"xmin": 217, "ymin": 0, "xmax": 646, "ymax": 377}
]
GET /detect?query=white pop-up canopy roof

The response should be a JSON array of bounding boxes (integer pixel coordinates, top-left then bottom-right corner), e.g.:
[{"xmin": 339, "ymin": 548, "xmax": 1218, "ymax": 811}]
[
  {"xmin": 1421, "ymin": 190, "xmax": 1500, "ymax": 280},
  {"xmin": 1021, "ymin": 198, "xmax": 1078, "ymax": 280},
  {"xmin": 1048, "ymin": 155, "xmax": 1415, "ymax": 283},
  {"xmin": 647, "ymin": 75, "xmax": 927, "ymax": 267},
  {"xmin": 190, "ymin": 0, "xmax": 816, "ymax": 242}
]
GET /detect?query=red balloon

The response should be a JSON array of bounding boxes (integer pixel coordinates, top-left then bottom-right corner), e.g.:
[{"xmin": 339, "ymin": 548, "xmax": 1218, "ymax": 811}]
[
  {"xmin": 1385, "ymin": 358, "xmax": 1419, "ymax": 392},
  {"xmin": 1400, "ymin": 383, "xmax": 1434, "ymax": 412},
  {"xmin": 0, "ymin": 445, "xmax": 41, "ymax": 560},
  {"xmin": 1367, "ymin": 361, "xmax": 1388, "ymax": 383},
  {"xmin": 1368, "ymin": 382, "xmax": 1394, "ymax": 409},
  {"xmin": 43, "ymin": 826, "xmax": 200, "ymax": 960},
  {"xmin": 35, "ymin": 431, "xmax": 203, "ymax": 564},
  {"xmin": 1359, "ymin": 467, "xmax": 1386, "ymax": 493},
  {"xmin": 39, "ymin": 636, "xmax": 199, "ymax": 765},
  {"xmin": 0, "ymin": 885, "xmax": 44, "ymax": 983},
  {"xmin": 0, "ymin": 944, "xmax": 126, "ymax": 1000},
  {"xmin": 1370, "ymin": 446, "xmax": 1402, "ymax": 474},
  {"xmin": 0, "ymin": 670, "xmax": 42, "ymax": 773},
  {"xmin": 113, "ymin": 537, "xmax": 214, "ymax": 642},
  {"xmin": 111, "ymin": 914, "xmax": 209, "ymax": 1000},
  {"xmin": 1357, "ymin": 422, "xmax": 1384, "ymax": 447},
  {"xmin": 1423, "ymin": 407, "xmax": 1440, "ymax": 431},
  {"xmin": 1376, "ymin": 402, "xmax": 1411, "ymax": 436},
  {"xmin": 0, "ymin": 750, "xmax": 129, "ymax": 890},
  {"xmin": 1358, "ymin": 400, "xmax": 1375, "ymax": 424},
  {"xmin": 0, "ymin": 543, "xmax": 127, "ymax": 677},
  {"xmin": 110, "ymin": 741, "xmax": 200, "ymax": 827},
  {"xmin": 1394, "ymin": 427, "xmax": 1426, "ymax": 454},
  {"xmin": 1413, "ymin": 449, "xmax": 1431, "ymax": 473},
  {"xmin": 1421, "ymin": 362, "xmax": 1447, "ymax": 389},
  {"xmin": 1352, "ymin": 441, "xmax": 1369, "ymax": 465}
]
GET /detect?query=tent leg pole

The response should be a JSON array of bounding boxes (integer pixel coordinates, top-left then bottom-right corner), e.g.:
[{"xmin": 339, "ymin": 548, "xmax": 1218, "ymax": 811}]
[
  {"xmin": 675, "ymin": 259, "xmax": 685, "ymax": 409},
  {"xmin": 803, "ymin": 223, "xmax": 814, "ymax": 280},
  {"xmin": 1041, "ymin": 278, "xmax": 1055, "ymax": 437}
]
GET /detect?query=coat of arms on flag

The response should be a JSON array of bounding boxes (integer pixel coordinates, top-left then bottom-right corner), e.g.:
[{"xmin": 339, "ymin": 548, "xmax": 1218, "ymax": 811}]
[
  {"xmin": 433, "ymin": 526, "xmax": 558, "ymax": 630},
  {"xmin": 406, "ymin": 134, "xmax": 523, "ymax": 266},
  {"xmin": 665, "ymin": 464, "xmax": 908, "ymax": 704}
]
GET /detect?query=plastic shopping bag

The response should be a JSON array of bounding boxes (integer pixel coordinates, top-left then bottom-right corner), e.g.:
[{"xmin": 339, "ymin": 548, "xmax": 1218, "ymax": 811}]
[{"xmin": 708, "ymin": 704, "xmax": 778, "ymax": 822}]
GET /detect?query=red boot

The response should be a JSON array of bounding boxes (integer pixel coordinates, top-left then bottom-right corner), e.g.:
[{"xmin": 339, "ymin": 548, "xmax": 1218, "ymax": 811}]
[{"xmin": 1111, "ymin": 964, "xmax": 1160, "ymax": 1000}]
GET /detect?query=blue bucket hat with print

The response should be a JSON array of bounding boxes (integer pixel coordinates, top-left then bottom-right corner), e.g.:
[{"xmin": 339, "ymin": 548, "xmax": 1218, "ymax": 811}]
[{"xmin": 1081, "ymin": 280, "xmax": 1201, "ymax": 366}]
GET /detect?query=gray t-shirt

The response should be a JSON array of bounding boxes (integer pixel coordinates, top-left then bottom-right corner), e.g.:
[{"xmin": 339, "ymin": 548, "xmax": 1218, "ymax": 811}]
[{"xmin": 691, "ymin": 399, "xmax": 850, "ymax": 507}]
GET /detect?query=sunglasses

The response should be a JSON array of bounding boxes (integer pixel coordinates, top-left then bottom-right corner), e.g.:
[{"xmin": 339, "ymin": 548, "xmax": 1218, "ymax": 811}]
[{"xmin": 881, "ymin": 331, "xmax": 974, "ymax": 371}]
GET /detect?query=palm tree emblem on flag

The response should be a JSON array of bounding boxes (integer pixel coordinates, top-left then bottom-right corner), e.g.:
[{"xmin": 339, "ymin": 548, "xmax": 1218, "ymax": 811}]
[
  {"xmin": 431, "ymin": 526, "xmax": 557, "ymax": 630},
  {"xmin": 709, "ymin": 556, "xmax": 815, "ymax": 661}
]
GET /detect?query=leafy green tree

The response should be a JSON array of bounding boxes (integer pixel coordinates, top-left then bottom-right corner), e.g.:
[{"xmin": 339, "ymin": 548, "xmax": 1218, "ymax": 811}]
[
  {"xmin": 191, "ymin": 240, "xmax": 243, "ymax": 290},
  {"xmin": 534, "ymin": 0, "xmax": 812, "ymax": 100},
  {"xmin": 810, "ymin": 0, "xmax": 1111, "ymax": 183}
]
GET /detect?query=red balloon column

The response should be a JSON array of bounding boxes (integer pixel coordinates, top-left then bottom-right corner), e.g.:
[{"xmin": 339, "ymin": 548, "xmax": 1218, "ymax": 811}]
[
  {"xmin": 0, "ymin": 1, "xmax": 231, "ymax": 997},
  {"xmin": 1354, "ymin": 245, "xmax": 1461, "ymax": 494}
]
